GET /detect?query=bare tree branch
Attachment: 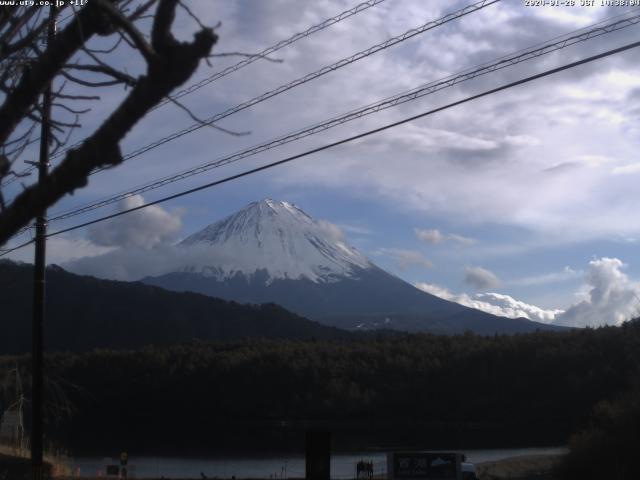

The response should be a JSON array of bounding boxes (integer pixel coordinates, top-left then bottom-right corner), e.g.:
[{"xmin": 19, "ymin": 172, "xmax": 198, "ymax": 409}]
[
  {"xmin": 63, "ymin": 62, "xmax": 137, "ymax": 86},
  {"xmin": 52, "ymin": 103, "xmax": 91, "ymax": 115},
  {"xmin": 60, "ymin": 69, "xmax": 129, "ymax": 88},
  {"xmin": 128, "ymin": 0, "xmax": 159, "ymax": 22},
  {"xmin": 0, "ymin": 2, "xmax": 105, "ymax": 145},
  {"xmin": 167, "ymin": 95, "xmax": 250, "ymax": 137},
  {"xmin": 0, "ymin": 0, "xmax": 217, "ymax": 245},
  {"xmin": 94, "ymin": 0, "xmax": 157, "ymax": 64},
  {"xmin": 83, "ymin": 34, "xmax": 123, "ymax": 54},
  {"xmin": 53, "ymin": 92, "xmax": 101, "ymax": 101}
]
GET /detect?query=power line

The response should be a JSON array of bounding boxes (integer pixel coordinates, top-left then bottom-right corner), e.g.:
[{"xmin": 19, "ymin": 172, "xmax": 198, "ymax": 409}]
[
  {"xmin": 111, "ymin": 0, "xmax": 500, "ymax": 164},
  {"xmin": 6, "ymin": 0, "xmax": 501, "ymax": 214},
  {"xmin": 3, "ymin": 37, "xmax": 639, "ymax": 257},
  {"xmin": 2, "ymin": 0, "xmax": 392, "ymax": 186},
  {"xmin": 37, "ymin": 0, "xmax": 498, "ymax": 175},
  {"xmin": 43, "ymin": 11, "xmax": 640, "ymax": 225},
  {"xmin": 151, "ymin": 0, "xmax": 391, "ymax": 110}
]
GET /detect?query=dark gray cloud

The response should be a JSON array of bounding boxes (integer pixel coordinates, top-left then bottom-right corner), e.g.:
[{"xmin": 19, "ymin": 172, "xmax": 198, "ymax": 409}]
[{"xmin": 464, "ymin": 265, "xmax": 501, "ymax": 290}]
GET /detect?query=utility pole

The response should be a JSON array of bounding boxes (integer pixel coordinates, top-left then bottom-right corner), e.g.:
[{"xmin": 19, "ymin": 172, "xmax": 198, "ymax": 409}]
[{"xmin": 31, "ymin": 6, "xmax": 55, "ymax": 480}]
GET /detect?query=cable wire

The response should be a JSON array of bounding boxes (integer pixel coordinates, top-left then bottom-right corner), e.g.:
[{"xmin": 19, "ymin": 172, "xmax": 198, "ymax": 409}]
[
  {"xmin": 43, "ymin": 11, "xmax": 640, "ymax": 225},
  {"xmin": 3, "ymin": 37, "xmax": 638, "ymax": 256}
]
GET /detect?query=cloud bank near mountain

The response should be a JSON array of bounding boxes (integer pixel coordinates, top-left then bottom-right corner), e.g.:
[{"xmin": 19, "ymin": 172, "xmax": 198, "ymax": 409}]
[
  {"xmin": 555, "ymin": 257, "xmax": 640, "ymax": 327},
  {"xmin": 415, "ymin": 283, "xmax": 562, "ymax": 324},
  {"xmin": 418, "ymin": 257, "xmax": 640, "ymax": 327},
  {"xmin": 88, "ymin": 195, "xmax": 182, "ymax": 249}
]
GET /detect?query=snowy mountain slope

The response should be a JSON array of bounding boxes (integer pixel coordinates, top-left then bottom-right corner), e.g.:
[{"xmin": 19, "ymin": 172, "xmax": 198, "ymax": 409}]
[
  {"xmin": 145, "ymin": 199, "xmax": 566, "ymax": 334},
  {"xmin": 179, "ymin": 199, "xmax": 370, "ymax": 283}
]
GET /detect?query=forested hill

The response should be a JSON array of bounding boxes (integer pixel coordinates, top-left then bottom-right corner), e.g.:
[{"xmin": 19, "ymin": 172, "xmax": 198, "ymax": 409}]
[
  {"xmin": 0, "ymin": 260, "xmax": 351, "ymax": 353},
  {"xmin": 1, "ymin": 322, "xmax": 638, "ymax": 454}
]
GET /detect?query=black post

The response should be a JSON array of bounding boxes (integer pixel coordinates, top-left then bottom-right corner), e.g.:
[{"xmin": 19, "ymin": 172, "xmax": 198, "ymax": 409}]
[
  {"xmin": 32, "ymin": 7, "xmax": 55, "ymax": 480},
  {"xmin": 305, "ymin": 431, "xmax": 330, "ymax": 480}
]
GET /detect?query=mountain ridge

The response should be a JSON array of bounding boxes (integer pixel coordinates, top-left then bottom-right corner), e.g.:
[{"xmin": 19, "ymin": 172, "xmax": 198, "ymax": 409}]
[
  {"xmin": 144, "ymin": 199, "xmax": 568, "ymax": 335},
  {"xmin": 0, "ymin": 260, "xmax": 352, "ymax": 354}
]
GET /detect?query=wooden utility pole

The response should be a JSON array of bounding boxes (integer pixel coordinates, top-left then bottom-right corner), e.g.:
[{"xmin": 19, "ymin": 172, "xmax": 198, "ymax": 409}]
[{"xmin": 31, "ymin": 6, "xmax": 55, "ymax": 480}]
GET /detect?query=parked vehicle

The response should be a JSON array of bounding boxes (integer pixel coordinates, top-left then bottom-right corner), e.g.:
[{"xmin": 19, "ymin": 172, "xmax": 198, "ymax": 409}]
[{"xmin": 461, "ymin": 461, "xmax": 478, "ymax": 480}]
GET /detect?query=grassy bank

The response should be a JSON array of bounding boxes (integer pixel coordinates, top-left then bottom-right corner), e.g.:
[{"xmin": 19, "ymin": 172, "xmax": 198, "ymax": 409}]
[{"xmin": 0, "ymin": 444, "xmax": 69, "ymax": 478}]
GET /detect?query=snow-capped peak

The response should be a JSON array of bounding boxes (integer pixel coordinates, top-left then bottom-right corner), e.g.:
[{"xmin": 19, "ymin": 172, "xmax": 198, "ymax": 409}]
[{"xmin": 180, "ymin": 199, "xmax": 371, "ymax": 283}]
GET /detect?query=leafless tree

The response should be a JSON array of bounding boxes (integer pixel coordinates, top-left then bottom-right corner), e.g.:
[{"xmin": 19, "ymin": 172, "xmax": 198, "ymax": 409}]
[{"xmin": 0, "ymin": 0, "xmax": 218, "ymax": 246}]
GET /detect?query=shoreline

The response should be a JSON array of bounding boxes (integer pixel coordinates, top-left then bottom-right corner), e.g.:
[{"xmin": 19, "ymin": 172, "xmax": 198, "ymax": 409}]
[
  {"xmin": 1, "ymin": 447, "xmax": 565, "ymax": 480},
  {"xmin": 67, "ymin": 453, "xmax": 566, "ymax": 480}
]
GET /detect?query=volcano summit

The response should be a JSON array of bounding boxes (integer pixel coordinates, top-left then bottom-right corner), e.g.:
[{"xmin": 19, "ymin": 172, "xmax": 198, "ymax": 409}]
[{"xmin": 144, "ymin": 199, "xmax": 565, "ymax": 334}]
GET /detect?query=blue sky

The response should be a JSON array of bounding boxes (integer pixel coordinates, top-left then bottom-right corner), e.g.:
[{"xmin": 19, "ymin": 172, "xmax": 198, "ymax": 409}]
[{"xmin": 4, "ymin": 0, "xmax": 640, "ymax": 326}]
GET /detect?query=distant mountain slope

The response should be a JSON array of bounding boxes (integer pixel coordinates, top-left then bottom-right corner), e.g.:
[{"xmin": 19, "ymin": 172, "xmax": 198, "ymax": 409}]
[
  {"xmin": 144, "ymin": 199, "xmax": 567, "ymax": 335},
  {"xmin": 0, "ymin": 261, "xmax": 350, "ymax": 354},
  {"xmin": 147, "ymin": 267, "xmax": 567, "ymax": 335}
]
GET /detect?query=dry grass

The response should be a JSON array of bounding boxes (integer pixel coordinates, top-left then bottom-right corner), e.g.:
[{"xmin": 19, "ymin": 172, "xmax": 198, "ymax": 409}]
[
  {"xmin": 476, "ymin": 454, "xmax": 564, "ymax": 480},
  {"xmin": 0, "ymin": 443, "xmax": 70, "ymax": 478}
]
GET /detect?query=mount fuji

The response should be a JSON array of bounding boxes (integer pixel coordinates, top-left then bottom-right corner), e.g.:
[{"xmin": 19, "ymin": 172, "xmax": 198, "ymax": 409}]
[{"xmin": 144, "ymin": 199, "xmax": 565, "ymax": 334}]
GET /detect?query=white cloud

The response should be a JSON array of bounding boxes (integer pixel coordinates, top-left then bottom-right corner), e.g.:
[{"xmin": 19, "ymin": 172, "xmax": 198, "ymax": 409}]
[
  {"xmin": 419, "ymin": 257, "xmax": 640, "ymax": 328},
  {"xmin": 504, "ymin": 135, "xmax": 540, "ymax": 148},
  {"xmin": 416, "ymin": 282, "xmax": 455, "ymax": 300},
  {"xmin": 337, "ymin": 224, "xmax": 372, "ymax": 236},
  {"xmin": 475, "ymin": 292, "xmax": 563, "ymax": 324},
  {"xmin": 262, "ymin": 2, "xmax": 640, "ymax": 243},
  {"xmin": 612, "ymin": 163, "xmax": 640, "ymax": 175},
  {"xmin": 415, "ymin": 283, "xmax": 562, "ymax": 324},
  {"xmin": 87, "ymin": 195, "xmax": 182, "ymax": 249},
  {"xmin": 3, "ymin": 235, "xmax": 114, "ymax": 265},
  {"xmin": 415, "ymin": 228, "xmax": 475, "ymax": 245},
  {"xmin": 575, "ymin": 155, "xmax": 613, "ymax": 168},
  {"xmin": 555, "ymin": 257, "xmax": 640, "ymax": 327},
  {"xmin": 370, "ymin": 124, "xmax": 499, "ymax": 153},
  {"xmin": 511, "ymin": 266, "xmax": 581, "ymax": 287},
  {"xmin": 415, "ymin": 229, "xmax": 444, "ymax": 244},
  {"xmin": 64, "ymin": 243, "xmax": 235, "ymax": 281},
  {"xmin": 447, "ymin": 234, "xmax": 476, "ymax": 245},
  {"xmin": 464, "ymin": 265, "xmax": 500, "ymax": 290},
  {"xmin": 15, "ymin": 0, "xmax": 639, "ymax": 254},
  {"xmin": 316, "ymin": 219, "xmax": 346, "ymax": 242}
]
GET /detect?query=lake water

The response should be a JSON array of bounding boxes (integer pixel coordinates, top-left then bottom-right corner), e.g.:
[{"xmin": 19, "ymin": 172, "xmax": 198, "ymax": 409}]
[{"xmin": 70, "ymin": 446, "xmax": 567, "ymax": 479}]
